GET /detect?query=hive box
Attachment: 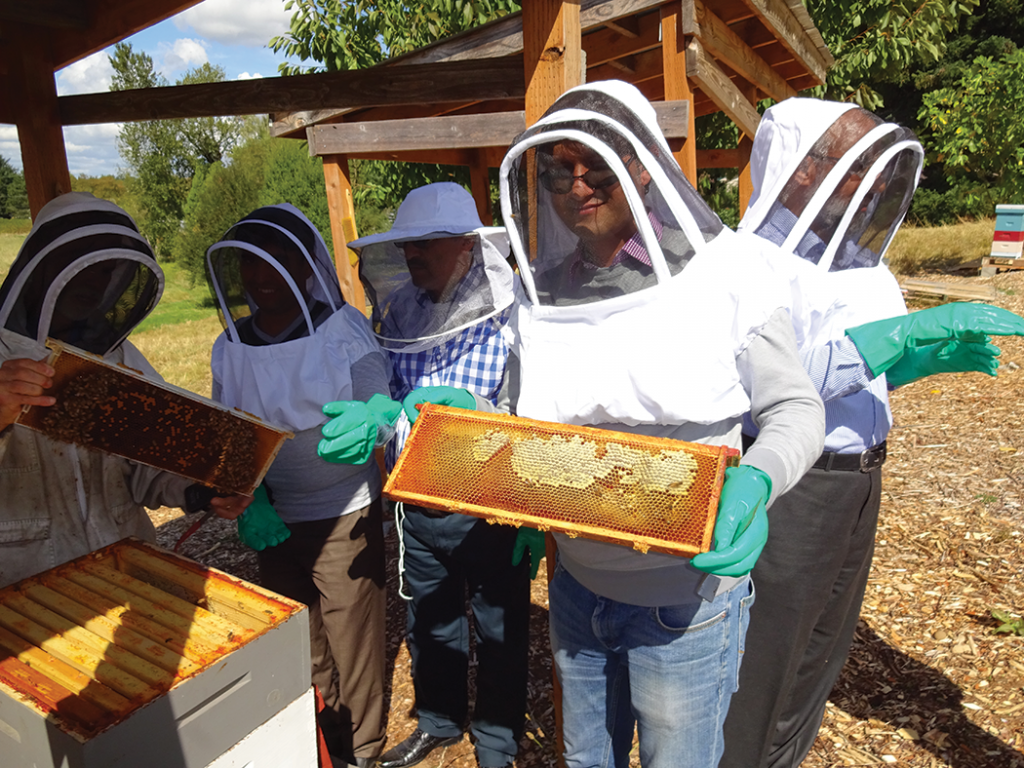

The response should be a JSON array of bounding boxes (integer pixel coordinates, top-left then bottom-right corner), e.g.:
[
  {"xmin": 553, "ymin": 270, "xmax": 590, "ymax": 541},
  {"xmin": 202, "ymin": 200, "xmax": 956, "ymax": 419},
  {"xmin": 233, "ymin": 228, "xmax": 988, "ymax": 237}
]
[
  {"xmin": 0, "ymin": 539, "xmax": 310, "ymax": 768},
  {"xmin": 990, "ymin": 204, "xmax": 1024, "ymax": 259}
]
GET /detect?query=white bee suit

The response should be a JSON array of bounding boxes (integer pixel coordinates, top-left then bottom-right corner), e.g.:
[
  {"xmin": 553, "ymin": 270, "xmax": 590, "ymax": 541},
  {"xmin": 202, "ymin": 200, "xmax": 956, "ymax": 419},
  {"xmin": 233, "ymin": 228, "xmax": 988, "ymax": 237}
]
[{"xmin": 500, "ymin": 82, "xmax": 794, "ymax": 429}]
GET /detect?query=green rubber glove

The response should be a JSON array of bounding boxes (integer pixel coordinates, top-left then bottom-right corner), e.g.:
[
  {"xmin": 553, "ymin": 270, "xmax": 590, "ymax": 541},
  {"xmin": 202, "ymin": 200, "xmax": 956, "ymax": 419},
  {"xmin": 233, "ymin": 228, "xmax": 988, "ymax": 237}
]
[
  {"xmin": 691, "ymin": 465, "xmax": 772, "ymax": 578},
  {"xmin": 237, "ymin": 485, "xmax": 291, "ymax": 551},
  {"xmin": 319, "ymin": 393, "xmax": 402, "ymax": 464},
  {"xmin": 886, "ymin": 338, "xmax": 1001, "ymax": 387},
  {"xmin": 512, "ymin": 526, "xmax": 546, "ymax": 580},
  {"xmin": 846, "ymin": 303, "xmax": 1024, "ymax": 376},
  {"xmin": 402, "ymin": 385, "xmax": 477, "ymax": 425}
]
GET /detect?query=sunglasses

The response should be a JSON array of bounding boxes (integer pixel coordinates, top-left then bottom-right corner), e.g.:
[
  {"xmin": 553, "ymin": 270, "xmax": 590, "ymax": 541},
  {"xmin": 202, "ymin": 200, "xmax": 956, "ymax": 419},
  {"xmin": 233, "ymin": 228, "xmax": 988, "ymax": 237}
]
[{"xmin": 538, "ymin": 163, "xmax": 624, "ymax": 195}]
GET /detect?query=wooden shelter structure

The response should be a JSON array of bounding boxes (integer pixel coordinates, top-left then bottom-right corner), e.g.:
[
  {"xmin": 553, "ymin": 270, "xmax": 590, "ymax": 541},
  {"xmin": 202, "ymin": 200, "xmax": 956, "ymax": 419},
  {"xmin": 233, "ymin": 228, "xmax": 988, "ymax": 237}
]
[{"xmin": 3, "ymin": 0, "xmax": 830, "ymax": 309}]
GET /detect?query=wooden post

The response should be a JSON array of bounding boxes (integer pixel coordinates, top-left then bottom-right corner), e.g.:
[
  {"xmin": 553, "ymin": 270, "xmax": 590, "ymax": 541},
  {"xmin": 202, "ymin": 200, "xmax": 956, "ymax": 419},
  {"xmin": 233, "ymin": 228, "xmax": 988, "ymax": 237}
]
[
  {"xmin": 321, "ymin": 154, "xmax": 367, "ymax": 315},
  {"xmin": 5, "ymin": 29, "xmax": 71, "ymax": 217},
  {"xmin": 522, "ymin": 5, "xmax": 581, "ymax": 766},
  {"xmin": 738, "ymin": 85, "xmax": 758, "ymax": 215},
  {"xmin": 662, "ymin": 4, "xmax": 697, "ymax": 186},
  {"xmin": 469, "ymin": 150, "xmax": 493, "ymax": 226}
]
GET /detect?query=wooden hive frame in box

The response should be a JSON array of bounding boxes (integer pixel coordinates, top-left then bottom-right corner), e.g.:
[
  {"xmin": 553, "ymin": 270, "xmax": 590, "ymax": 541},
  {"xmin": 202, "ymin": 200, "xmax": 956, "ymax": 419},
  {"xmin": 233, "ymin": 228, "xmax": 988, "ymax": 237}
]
[
  {"xmin": 384, "ymin": 404, "xmax": 740, "ymax": 557},
  {"xmin": 0, "ymin": 539, "xmax": 311, "ymax": 768},
  {"xmin": 15, "ymin": 341, "xmax": 292, "ymax": 495}
]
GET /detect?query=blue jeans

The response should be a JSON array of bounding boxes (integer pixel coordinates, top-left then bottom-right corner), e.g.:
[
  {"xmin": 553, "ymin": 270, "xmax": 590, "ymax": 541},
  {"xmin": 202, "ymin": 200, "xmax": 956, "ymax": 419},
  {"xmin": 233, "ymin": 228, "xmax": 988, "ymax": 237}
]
[{"xmin": 549, "ymin": 562, "xmax": 755, "ymax": 768}]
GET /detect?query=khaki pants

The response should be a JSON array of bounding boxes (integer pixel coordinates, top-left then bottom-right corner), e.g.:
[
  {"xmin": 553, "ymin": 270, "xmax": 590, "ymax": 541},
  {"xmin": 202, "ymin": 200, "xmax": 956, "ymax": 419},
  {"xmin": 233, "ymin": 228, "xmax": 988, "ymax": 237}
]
[{"xmin": 258, "ymin": 498, "xmax": 387, "ymax": 762}]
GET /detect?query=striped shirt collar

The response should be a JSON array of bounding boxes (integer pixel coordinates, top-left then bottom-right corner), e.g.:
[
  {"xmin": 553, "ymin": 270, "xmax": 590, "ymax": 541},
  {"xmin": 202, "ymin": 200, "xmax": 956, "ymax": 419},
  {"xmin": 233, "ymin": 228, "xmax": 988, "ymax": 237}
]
[{"xmin": 566, "ymin": 209, "xmax": 662, "ymax": 285}]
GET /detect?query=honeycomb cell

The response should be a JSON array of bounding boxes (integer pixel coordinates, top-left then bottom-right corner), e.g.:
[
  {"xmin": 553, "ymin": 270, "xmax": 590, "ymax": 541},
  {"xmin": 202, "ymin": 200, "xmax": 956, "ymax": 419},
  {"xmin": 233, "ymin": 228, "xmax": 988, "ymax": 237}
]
[
  {"xmin": 15, "ymin": 343, "xmax": 291, "ymax": 495},
  {"xmin": 384, "ymin": 405, "xmax": 740, "ymax": 557}
]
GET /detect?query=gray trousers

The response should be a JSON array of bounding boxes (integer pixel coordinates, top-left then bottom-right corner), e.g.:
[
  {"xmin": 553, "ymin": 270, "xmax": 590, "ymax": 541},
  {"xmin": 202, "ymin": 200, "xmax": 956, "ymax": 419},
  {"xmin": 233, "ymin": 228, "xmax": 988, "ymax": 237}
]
[
  {"xmin": 257, "ymin": 498, "xmax": 387, "ymax": 763},
  {"xmin": 719, "ymin": 465, "xmax": 882, "ymax": 768}
]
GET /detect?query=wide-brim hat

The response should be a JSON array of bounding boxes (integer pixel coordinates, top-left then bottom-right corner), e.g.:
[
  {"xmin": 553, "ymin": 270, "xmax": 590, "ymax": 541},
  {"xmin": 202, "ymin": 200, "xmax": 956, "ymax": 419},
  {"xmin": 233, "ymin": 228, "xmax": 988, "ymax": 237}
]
[{"xmin": 348, "ymin": 182, "xmax": 485, "ymax": 250}]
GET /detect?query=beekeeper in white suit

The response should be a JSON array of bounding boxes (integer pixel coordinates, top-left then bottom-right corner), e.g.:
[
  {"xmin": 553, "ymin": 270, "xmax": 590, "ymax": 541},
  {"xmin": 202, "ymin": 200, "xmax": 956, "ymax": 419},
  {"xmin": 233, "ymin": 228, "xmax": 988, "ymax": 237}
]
[
  {"xmin": 0, "ymin": 192, "xmax": 247, "ymax": 588},
  {"xmin": 206, "ymin": 204, "xmax": 391, "ymax": 768},
  {"xmin": 489, "ymin": 81, "xmax": 824, "ymax": 768},
  {"xmin": 720, "ymin": 99, "xmax": 1024, "ymax": 768}
]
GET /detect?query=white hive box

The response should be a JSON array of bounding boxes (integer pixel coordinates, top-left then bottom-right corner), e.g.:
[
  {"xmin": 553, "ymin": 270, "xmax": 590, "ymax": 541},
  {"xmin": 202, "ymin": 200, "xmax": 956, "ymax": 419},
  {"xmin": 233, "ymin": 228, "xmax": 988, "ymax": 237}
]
[{"xmin": 0, "ymin": 538, "xmax": 311, "ymax": 768}]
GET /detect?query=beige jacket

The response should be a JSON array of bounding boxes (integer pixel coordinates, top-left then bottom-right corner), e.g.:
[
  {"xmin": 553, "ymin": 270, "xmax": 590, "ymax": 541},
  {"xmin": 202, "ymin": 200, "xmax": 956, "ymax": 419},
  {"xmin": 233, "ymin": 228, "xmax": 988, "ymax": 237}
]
[{"xmin": 0, "ymin": 336, "xmax": 191, "ymax": 587}]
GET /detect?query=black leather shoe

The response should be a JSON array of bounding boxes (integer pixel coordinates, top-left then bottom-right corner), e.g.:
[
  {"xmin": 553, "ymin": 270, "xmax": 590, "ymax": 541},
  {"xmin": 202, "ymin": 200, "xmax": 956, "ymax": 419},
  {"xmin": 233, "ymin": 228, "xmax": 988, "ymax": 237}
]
[{"xmin": 377, "ymin": 729, "xmax": 461, "ymax": 768}]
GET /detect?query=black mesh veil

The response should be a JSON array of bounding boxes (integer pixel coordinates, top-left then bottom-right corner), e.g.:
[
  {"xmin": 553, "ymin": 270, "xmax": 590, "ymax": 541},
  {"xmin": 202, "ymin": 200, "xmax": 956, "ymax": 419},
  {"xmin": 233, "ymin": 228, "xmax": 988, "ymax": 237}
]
[
  {"xmin": 0, "ymin": 195, "xmax": 162, "ymax": 356},
  {"xmin": 500, "ymin": 82, "xmax": 723, "ymax": 307}
]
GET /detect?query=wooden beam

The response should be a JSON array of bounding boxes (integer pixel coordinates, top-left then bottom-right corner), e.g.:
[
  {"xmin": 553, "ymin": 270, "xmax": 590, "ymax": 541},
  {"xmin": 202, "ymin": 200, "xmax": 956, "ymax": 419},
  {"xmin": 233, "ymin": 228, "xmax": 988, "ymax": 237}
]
[
  {"xmin": 342, "ymin": 147, "xmax": 508, "ymax": 168},
  {"xmin": 5, "ymin": 28, "xmax": 71, "ymax": 216},
  {"xmin": 581, "ymin": 11, "xmax": 661, "ymax": 68},
  {"xmin": 59, "ymin": 58, "xmax": 526, "ymax": 125},
  {"xmin": 469, "ymin": 150, "xmax": 494, "ymax": 226},
  {"xmin": 50, "ymin": 1, "xmax": 202, "ymax": 70},
  {"xmin": 604, "ymin": 17, "xmax": 640, "ymax": 38},
  {"xmin": 682, "ymin": 0, "xmax": 797, "ymax": 102},
  {"xmin": 662, "ymin": 3, "xmax": 697, "ymax": 186},
  {"xmin": 586, "ymin": 48, "xmax": 663, "ymax": 87},
  {"xmin": 734, "ymin": 0, "xmax": 828, "ymax": 84},
  {"xmin": 0, "ymin": 0, "xmax": 89, "ymax": 29},
  {"xmin": 306, "ymin": 102, "xmax": 690, "ymax": 158},
  {"xmin": 738, "ymin": 84, "xmax": 757, "ymax": 215},
  {"xmin": 524, "ymin": 1, "xmax": 583, "ymax": 125},
  {"xmin": 308, "ymin": 112, "xmax": 528, "ymax": 156},
  {"xmin": 686, "ymin": 38, "xmax": 761, "ymax": 139},
  {"xmin": 321, "ymin": 156, "xmax": 367, "ymax": 315},
  {"xmin": 697, "ymin": 148, "xmax": 742, "ymax": 168}
]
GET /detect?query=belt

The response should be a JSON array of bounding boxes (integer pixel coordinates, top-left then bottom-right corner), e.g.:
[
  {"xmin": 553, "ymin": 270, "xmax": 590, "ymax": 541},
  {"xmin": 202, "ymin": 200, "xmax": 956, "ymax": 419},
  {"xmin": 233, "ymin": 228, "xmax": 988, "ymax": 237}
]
[
  {"xmin": 812, "ymin": 441, "xmax": 887, "ymax": 473},
  {"xmin": 740, "ymin": 434, "xmax": 887, "ymax": 473}
]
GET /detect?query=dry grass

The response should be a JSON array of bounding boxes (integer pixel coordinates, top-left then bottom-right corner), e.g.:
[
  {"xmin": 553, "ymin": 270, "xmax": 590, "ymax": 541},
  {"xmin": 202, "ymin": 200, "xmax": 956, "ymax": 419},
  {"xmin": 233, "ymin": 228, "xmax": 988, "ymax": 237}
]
[
  {"xmin": 0, "ymin": 234, "xmax": 24, "ymax": 274},
  {"xmin": 129, "ymin": 315, "xmax": 222, "ymax": 397},
  {"xmin": 888, "ymin": 219, "xmax": 996, "ymax": 275}
]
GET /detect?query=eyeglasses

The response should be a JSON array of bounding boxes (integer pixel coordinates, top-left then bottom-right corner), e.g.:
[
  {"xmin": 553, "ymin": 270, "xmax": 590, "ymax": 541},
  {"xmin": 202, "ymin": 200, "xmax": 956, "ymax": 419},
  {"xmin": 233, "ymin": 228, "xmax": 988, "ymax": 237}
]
[{"xmin": 538, "ymin": 163, "xmax": 625, "ymax": 195}]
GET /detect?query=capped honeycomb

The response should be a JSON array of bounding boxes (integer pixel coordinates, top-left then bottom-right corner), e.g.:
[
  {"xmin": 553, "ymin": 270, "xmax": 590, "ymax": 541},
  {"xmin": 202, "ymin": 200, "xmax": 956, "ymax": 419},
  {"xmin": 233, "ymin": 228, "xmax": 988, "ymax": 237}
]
[
  {"xmin": 16, "ymin": 342, "xmax": 292, "ymax": 495},
  {"xmin": 384, "ymin": 405, "xmax": 740, "ymax": 557},
  {"xmin": 0, "ymin": 538, "xmax": 304, "ymax": 741}
]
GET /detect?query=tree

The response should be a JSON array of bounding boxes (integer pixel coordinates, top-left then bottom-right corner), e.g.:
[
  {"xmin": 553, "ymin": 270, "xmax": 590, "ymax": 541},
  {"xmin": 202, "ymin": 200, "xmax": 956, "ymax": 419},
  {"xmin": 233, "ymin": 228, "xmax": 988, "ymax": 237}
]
[
  {"xmin": 920, "ymin": 47, "xmax": 1024, "ymax": 209},
  {"xmin": 110, "ymin": 43, "xmax": 258, "ymax": 259}
]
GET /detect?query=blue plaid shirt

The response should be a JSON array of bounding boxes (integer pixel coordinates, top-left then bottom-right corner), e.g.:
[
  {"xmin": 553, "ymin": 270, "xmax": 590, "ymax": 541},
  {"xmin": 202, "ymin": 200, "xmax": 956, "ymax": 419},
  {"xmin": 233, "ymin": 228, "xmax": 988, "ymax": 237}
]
[{"xmin": 385, "ymin": 302, "xmax": 510, "ymax": 469}]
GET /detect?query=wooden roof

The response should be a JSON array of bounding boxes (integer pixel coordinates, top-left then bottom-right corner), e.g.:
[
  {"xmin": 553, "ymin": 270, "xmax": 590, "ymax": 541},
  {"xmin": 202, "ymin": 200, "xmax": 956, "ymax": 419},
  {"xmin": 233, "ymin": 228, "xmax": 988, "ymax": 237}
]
[{"xmin": 270, "ymin": 0, "xmax": 833, "ymax": 143}]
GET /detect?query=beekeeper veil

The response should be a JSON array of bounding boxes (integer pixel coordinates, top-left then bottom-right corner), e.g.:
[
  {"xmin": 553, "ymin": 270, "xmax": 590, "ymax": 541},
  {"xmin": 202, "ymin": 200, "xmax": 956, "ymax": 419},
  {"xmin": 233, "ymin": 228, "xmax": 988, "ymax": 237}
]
[
  {"xmin": 351, "ymin": 182, "xmax": 515, "ymax": 354},
  {"xmin": 0, "ymin": 192, "xmax": 163, "ymax": 357},
  {"xmin": 740, "ymin": 98, "xmax": 924, "ymax": 273},
  {"xmin": 500, "ymin": 80, "xmax": 724, "ymax": 307},
  {"xmin": 206, "ymin": 204, "xmax": 343, "ymax": 343}
]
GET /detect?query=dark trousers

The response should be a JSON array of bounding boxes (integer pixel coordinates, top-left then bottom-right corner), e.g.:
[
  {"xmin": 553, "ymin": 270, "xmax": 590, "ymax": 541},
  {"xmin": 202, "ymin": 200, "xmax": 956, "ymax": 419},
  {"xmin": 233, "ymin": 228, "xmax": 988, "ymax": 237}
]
[
  {"xmin": 258, "ymin": 498, "xmax": 387, "ymax": 763},
  {"xmin": 720, "ymin": 466, "xmax": 882, "ymax": 768},
  {"xmin": 401, "ymin": 507, "xmax": 530, "ymax": 768}
]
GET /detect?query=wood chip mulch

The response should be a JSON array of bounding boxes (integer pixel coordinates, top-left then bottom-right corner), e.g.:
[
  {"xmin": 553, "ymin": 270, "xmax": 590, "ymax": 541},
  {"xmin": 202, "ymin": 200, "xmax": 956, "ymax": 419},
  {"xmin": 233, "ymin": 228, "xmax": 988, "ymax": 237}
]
[{"xmin": 150, "ymin": 267, "xmax": 1024, "ymax": 768}]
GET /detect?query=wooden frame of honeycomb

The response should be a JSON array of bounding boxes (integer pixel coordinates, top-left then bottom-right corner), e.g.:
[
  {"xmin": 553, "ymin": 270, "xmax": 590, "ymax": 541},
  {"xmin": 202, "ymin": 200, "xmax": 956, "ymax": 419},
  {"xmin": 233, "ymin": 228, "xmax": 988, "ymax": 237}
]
[
  {"xmin": 15, "ymin": 342, "xmax": 292, "ymax": 495},
  {"xmin": 384, "ymin": 404, "xmax": 740, "ymax": 557}
]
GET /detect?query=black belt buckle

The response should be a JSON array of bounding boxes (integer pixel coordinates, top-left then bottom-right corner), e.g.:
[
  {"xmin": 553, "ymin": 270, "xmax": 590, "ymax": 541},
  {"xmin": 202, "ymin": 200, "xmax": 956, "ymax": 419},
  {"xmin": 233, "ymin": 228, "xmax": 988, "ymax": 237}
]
[{"xmin": 859, "ymin": 443, "xmax": 886, "ymax": 473}]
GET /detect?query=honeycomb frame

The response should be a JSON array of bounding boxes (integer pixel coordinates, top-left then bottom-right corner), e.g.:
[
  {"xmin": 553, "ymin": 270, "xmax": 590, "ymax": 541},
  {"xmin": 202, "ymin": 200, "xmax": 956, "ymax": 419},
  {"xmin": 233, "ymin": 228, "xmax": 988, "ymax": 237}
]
[
  {"xmin": 15, "ymin": 342, "xmax": 292, "ymax": 495},
  {"xmin": 384, "ymin": 404, "xmax": 740, "ymax": 557}
]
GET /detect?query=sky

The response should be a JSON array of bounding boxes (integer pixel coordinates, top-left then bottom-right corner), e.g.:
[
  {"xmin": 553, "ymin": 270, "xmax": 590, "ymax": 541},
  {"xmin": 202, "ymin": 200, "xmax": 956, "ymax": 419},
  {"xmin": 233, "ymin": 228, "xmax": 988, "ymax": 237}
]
[{"xmin": 0, "ymin": 0, "xmax": 302, "ymax": 177}]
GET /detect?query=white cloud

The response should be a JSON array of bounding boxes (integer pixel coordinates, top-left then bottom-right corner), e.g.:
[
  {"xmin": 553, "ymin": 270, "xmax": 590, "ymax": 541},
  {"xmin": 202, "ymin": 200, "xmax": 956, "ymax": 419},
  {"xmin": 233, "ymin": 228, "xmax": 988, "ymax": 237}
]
[
  {"xmin": 0, "ymin": 125, "xmax": 21, "ymax": 169},
  {"xmin": 175, "ymin": 0, "xmax": 291, "ymax": 48},
  {"xmin": 63, "ymin": 125, "xmax": 123, "ymax": 177},
  {"xmin": 57, "ymin": 51, "xmax": 115, "ymax": 96},
  {"xmin": 236, "ymin": 72, "xmax": 263, "ymax": 80},
  {"xmin": 158, "ymin": 38, "xmax": 209, "ymax": 77}
]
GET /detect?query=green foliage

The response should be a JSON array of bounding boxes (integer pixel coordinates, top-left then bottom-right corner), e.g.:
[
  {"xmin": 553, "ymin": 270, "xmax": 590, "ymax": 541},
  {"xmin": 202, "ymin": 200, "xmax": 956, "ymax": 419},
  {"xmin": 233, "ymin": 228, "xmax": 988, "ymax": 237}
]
[
  {"xmin": 991, "ymin": 609, "xmax": 1024, "ymax": 635},
  {"xmin": 0, "ymin": 156, "xmax": 29, "ymax": 220},
  {"xmin": 920, "ymin": 48, "xmax": 1024, "ymax": 210},
  {"xmin": 808, "ymin": 0, "xmax": 979, "ymax": 109},
  {"xmin": 70, "ymin": 175, "xmax": 129, "ymax": 209},
  {"xmin": 258, "ymin": 139, "xmax": 334, "ymax": 243},
  {"xmin": 110, "ymin": 43, "xmax": 259, "ymax": 260},
  {"xmin": 270, "ymin": 0, "xmax": 520, "ymax": 73}
]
